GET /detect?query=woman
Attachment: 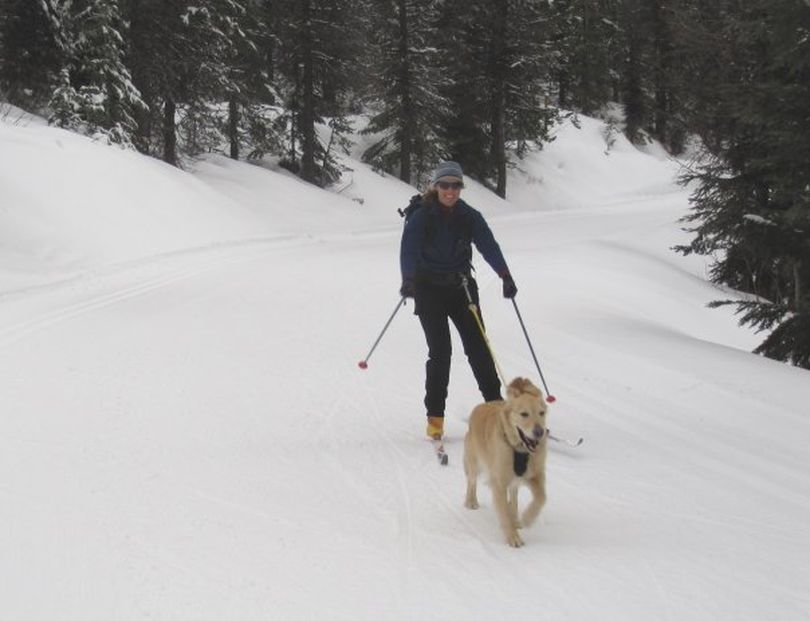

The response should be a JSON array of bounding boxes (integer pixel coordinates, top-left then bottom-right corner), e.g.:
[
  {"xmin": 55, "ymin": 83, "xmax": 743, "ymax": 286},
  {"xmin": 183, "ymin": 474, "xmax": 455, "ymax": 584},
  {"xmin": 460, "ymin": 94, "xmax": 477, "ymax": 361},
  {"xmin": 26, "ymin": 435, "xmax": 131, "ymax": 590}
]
[{"xmin": 399, "ymin": 161, "xmax": 517, "ymax": 440}]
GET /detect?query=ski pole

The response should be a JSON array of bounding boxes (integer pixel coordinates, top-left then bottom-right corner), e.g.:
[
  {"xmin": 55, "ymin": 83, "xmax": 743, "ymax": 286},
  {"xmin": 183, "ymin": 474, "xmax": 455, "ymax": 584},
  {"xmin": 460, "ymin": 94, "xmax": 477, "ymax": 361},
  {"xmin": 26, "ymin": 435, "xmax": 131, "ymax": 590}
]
[
  {"xmin": 511, "ymin": 298, "xmax": 556, "ymax": 402},
  {"xmin": 358, "ymin": 297, "xmax": 407, "ymax": 369}
]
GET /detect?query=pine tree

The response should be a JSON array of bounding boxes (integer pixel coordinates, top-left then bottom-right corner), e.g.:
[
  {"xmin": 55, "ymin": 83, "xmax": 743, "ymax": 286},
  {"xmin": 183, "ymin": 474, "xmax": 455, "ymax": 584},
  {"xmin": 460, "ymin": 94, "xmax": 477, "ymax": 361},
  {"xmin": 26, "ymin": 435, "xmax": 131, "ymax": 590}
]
[
  {"xmin": 546, "ymin": 0, "xmax": 577, "ymax": 109},
  {"xmin": 667, "ymin": 0, "xmax": 739, "ymax": 154},
  {"xmin": 487, "ymin": 0, "xmax": 560, "ymax": 196},
  {"xmin": 619, "ymin": 0, "xmax": 647, "ymax": 144},
  {"xmin": 176, "ymin": 0, "xmax": 270, "ymax": 159},
  {"xmin": 361, "ymin": 0, "xmax": 447, "ymax": 186},
  {"xmin": 125, "ymin": 0, "xmax": 250, "ymax": 164},
  {"xmin": 42, "ymin": 0, "xmax": 145, "ymax": 147},
  {"xmin": 550, "ymin": 0, "xmax": 620, "ymax": 116},
  {"xmin": 173, "ymin": 0, "xmax": 251, "ymax": 158},
  {"xmin": 219, "ymin": 0, "xmax": 280, "ymax": 161},
  {"xmin": 0, "ymin": 0, "xmax": 61, "ymax": 109},
  {"xmin": 677, "ymin": 0, "xmax": 810, "ymax": 368},
  {"xmin": 649, "ymin": 0, "xmax": 682, "ymax": 151},
  {"xmin": 504, "ymin": 1, "xmax": 560, "ymax": 159},
  {"xmin": 617, "ymin": 0, "xmax": 686, "ymax": 152},
  {"xmin": 125, "ymin": 0, "xmax": 189, "ymax": 162},
  {"xmin": 272, "ymin": 0, "xmax": 367, "ymax": 186},
  {"xmin": 437, "ymin": 0, "xmax": 559, "ymax": 197},
  {"xmin": 432, "ymin": 0, "xmax": 493, "ymax": 184}
]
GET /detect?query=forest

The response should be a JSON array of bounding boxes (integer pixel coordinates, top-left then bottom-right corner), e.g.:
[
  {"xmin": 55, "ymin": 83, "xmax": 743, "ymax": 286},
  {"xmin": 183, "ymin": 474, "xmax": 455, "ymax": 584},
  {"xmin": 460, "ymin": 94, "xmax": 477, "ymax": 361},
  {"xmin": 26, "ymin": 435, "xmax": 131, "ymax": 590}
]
[{"xmin": 1, "ymin": 0, "xmax": 808, "ymax": 368}]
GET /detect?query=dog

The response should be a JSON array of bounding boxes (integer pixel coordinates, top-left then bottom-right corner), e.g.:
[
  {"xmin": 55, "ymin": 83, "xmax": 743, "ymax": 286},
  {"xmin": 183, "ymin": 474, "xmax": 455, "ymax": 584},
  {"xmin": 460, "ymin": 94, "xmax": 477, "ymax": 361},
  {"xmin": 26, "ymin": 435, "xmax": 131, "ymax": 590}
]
[{"xmin": 463, "ymin": 377, "xmax": 549, "ymax": 547}]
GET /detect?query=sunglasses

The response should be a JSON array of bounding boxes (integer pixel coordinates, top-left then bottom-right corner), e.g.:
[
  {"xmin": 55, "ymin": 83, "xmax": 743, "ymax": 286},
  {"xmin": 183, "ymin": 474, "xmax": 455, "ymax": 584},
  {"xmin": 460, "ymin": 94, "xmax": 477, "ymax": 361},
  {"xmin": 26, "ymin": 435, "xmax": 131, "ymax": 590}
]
[{"xmin": 436, "ymin": 180, "xmax": 464, "ymax": 190}]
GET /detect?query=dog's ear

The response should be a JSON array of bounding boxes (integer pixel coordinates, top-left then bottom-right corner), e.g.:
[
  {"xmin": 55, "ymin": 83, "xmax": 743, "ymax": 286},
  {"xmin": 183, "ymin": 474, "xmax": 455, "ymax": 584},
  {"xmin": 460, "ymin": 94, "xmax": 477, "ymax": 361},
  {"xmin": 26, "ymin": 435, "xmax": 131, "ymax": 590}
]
[
  {"xmin": 506, "ymin": 378, "xmax": 525, "ymax": 399},
  {"xmin": 507, "ymin": 377, "xmax": 542, "ymax": 400},
  {"xmin": 499, "ymin": 404, "xmax": 522, "ymax": 446}
]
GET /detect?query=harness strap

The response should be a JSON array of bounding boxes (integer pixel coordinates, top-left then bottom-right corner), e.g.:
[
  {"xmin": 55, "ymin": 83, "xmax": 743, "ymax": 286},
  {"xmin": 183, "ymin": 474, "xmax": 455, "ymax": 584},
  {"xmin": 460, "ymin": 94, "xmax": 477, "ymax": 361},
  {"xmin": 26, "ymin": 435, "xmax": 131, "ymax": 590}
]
[
  {"xmin": 460, "ymin": 275, "xmax": 508, "ymax": 387},
  {"xmin": 513, "ymin": 451, "xmax": 529, "ymax": 477}
]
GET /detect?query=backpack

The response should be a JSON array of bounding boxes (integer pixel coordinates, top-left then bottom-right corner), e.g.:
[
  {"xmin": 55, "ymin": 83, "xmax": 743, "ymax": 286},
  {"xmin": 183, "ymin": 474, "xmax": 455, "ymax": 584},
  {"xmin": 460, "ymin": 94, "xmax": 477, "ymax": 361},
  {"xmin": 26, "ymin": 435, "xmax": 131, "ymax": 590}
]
[{"xmin": 397, "ymin": 194, "xmax": 423, "ymax": 222}]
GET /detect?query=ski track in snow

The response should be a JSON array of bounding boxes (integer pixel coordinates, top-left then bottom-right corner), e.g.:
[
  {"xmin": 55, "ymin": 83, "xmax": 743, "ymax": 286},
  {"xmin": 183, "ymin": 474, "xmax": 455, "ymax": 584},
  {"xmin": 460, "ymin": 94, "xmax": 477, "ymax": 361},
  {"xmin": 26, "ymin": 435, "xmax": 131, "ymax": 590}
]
[{"xmin": 0, "ymin": 231, "xmax": 377, "ymax": 350}]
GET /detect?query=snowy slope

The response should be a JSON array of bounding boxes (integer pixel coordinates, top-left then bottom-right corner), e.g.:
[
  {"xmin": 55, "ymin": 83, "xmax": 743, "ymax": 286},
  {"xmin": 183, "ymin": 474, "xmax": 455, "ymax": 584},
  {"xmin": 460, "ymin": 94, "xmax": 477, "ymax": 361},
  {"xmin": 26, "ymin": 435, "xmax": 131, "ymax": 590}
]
[{"xmin": 1, "ymin": 110, "xmax": 809, "ymax": 621}]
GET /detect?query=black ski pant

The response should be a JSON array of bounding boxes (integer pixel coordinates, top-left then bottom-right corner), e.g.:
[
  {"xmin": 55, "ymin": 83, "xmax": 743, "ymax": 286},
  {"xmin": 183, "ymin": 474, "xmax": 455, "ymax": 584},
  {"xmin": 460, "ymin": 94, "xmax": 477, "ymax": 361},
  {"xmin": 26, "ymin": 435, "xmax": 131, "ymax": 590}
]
[{"xmin": 415, "ymin": 277, "xmax": 502, "ymax": 416}]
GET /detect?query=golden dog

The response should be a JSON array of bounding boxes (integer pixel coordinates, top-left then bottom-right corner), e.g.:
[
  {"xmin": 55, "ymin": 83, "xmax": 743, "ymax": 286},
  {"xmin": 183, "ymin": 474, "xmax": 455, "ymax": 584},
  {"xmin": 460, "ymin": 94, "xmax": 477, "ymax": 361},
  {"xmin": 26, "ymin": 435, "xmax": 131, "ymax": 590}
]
[{"xmin": 463, "ymin": 377, "xmax": 549, "ymax": 547}]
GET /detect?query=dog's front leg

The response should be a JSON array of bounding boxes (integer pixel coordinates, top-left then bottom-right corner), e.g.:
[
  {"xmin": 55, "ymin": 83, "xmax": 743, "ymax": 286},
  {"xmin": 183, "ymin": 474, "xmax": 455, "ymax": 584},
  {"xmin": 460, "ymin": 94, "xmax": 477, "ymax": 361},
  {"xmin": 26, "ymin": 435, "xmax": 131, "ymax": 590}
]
[
  {"xmin": 464, "ymin": 478, "xmax": 479, "ymax": 510},
  {"xmin": 463, "ymin": 455, "xmax": 479, "ymax": 510},
  {"xmin": 493, "ymin": 486, "xmax": 523, "ymax": 547},
  {"xmin": 508, "ymin": 486, "xmax": 520, "ymax": 528},
  {"xmin": 520, "ymin": 474, "xmax": 546, "ymax": 529}
]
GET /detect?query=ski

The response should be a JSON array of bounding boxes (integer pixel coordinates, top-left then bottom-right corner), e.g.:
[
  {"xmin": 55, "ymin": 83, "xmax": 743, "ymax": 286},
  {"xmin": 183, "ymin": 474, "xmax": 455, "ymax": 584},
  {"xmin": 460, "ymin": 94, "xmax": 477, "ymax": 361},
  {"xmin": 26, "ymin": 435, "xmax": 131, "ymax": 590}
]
[
  {"xmin": 432, "ymin": 437, "xmax": 449, "ymax": 465},
  {"xmin": 548, "ymin": 431, "xmax": 584, "ymax": 447}
]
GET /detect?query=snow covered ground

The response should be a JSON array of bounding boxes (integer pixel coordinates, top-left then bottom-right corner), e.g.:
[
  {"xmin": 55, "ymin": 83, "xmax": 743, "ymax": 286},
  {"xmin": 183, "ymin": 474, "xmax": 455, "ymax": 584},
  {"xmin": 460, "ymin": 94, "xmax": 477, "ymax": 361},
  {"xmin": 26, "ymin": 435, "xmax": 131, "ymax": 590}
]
[{"xmin": 2, "ymin": 108, "xmax": 809, "ymax": 620}]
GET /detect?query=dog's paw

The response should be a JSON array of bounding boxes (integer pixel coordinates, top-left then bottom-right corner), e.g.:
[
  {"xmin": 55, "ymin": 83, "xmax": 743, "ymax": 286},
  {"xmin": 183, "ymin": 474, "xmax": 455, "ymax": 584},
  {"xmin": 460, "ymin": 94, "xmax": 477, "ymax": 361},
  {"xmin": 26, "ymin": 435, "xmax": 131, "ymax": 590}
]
[
  {"xmin": 464, "ymin": 499, "xmax": 479, "ymax": 510},
  {"xmin": 506, "ymin": 531, "xmax": 525, "ymax": 548}
]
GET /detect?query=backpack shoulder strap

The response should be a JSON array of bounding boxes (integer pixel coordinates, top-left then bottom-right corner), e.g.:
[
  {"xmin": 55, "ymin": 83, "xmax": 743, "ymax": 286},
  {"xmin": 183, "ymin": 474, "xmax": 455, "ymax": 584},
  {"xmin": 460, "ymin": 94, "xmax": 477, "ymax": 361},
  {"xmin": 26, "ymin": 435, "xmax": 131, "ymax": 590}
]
[
  {"xmin": 455, "ymin": 201, "xmax": 475, "ymax": 241},
  {"xmin": 398, "ymin": 194, "xmax": 423, "ymax": 220}
]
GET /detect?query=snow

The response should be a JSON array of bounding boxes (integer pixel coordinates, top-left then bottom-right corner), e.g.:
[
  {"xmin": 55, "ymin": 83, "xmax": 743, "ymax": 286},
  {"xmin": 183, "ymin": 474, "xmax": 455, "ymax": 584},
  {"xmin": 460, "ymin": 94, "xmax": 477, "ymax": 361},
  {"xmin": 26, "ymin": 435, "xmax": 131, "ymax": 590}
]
[{"xmin": 2, "ymin": 107, "xmax": 809, "ymax": 620}]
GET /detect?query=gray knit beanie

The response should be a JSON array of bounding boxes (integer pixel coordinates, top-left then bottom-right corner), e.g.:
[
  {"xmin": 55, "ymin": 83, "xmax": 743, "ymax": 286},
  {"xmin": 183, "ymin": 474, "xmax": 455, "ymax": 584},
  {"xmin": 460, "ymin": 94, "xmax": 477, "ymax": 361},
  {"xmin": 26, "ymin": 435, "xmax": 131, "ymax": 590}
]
[{"xmin": 431, "ymin": 160, "xmax": 464, "ymax": 184}]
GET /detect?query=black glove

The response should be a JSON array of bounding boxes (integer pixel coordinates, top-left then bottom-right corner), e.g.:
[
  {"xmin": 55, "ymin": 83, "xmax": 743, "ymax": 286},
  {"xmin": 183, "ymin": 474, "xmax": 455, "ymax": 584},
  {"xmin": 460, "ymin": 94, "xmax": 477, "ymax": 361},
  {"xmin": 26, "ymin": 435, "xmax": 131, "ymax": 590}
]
[
  {"xmin": 400, "ymin": 278, "xmax": 416, "ymax": 298},
  {"xmin": 502, "ymin": 273, "xmax": 517, "ymax": 299}
]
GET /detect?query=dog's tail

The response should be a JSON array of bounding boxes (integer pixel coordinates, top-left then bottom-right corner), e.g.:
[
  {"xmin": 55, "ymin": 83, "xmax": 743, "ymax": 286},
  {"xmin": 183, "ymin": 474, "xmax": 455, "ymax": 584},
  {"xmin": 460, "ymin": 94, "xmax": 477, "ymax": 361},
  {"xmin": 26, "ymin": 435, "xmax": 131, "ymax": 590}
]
[{"xmin": 506, "ymin": 377, "xmax": 543, "ymax": 399}]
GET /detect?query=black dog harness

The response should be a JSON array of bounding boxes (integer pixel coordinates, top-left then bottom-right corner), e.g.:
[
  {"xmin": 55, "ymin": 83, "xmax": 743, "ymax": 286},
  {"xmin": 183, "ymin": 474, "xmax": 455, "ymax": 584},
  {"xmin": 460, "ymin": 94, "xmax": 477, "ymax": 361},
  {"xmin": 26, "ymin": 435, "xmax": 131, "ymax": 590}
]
[{"xmin": 513, "ymin": 451, "xmax": 530, "ymax": 477}]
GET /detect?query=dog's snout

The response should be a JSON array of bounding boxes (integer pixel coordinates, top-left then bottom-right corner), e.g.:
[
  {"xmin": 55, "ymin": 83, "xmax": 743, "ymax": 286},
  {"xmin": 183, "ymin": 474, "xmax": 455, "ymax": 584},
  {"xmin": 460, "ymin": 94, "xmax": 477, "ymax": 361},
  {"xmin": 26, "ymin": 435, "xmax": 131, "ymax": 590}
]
[{"xmin": 533, "ymin": 424, "xmax": 545, "ymax": 439}]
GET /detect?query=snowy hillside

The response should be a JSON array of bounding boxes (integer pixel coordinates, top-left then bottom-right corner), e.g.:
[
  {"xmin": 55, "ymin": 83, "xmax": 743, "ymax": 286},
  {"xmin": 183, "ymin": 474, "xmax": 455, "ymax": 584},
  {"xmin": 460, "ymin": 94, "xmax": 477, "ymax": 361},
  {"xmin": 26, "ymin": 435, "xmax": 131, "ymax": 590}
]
[{"xmin": 1, "ymin": 109, "xmax": 809, "ymax": 621}]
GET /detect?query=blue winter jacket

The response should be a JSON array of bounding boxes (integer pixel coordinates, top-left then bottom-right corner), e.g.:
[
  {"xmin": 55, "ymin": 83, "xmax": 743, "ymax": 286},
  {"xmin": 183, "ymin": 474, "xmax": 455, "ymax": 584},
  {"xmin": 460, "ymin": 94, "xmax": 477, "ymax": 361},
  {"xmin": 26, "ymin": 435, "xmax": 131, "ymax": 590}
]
[{"xmin": 400, "ymin": 197, "xmax": 509, "ymax": 281}]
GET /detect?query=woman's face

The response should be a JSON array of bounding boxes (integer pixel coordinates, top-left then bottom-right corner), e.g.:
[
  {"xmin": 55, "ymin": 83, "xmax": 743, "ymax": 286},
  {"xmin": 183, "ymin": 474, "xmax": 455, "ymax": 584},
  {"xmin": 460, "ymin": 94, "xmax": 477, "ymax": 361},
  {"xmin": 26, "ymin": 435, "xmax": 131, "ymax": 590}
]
[{"xmin": 435, "ymin": 178, "xmax": 463, "ymax": 208}]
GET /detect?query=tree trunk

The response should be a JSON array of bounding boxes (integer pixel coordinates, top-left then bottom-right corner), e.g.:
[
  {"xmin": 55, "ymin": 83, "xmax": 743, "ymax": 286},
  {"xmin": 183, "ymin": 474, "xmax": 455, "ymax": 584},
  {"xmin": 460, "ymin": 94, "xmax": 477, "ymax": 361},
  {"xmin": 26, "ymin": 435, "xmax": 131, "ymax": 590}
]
[
  {"xmin": 228, "ymin": 97, "xmax": 240, "ymax": 160},
  {"xmin": 126, "ymin": 0, "xmax": 153, "ymax": 155},
  {"xmin": 652, "ymin": 0, "xmax": 669, "ymax": 147},
  {"xmin": 299, "ymin": 0, "xmax": 317, "ymax": 184},
  {"xmin": 558, "ymin": 71, "xmax": 569, "ymax": 109},
  {"xmin": 162, "ymin": 97, "xmax": 177, "ymax": 166},
  {"xmin": 623, "ymin": 24, "xmax": 645, "ymax": 144},
  {"xmin": 794, "ymin": 261, "xmax": 802, "ymax": 312},
  {"xmin": 397, "ymin": 0, "xmax": 413, "ymax": 184},
  {"xmin": 490, "ymin": 0, "xmax": 508, "ymax": 198}
]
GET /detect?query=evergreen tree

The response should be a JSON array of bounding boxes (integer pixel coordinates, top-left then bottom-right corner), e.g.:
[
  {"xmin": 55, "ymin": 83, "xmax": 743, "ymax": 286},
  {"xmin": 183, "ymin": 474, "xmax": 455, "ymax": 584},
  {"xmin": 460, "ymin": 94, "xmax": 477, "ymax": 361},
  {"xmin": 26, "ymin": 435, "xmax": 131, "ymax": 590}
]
[
  {"xmin": 126, "ymin": 0, "xmax": 191, "ymax": 162},
  {"xmin": 677, "ymin": 0, "xmax": 810, "ymax": 368},
  {"xmin": 176, "ymin": 0, "xmax": 272, "ymax": 159},
  {"xmin": 619, "ymin": 0, "xmax": 647, "ymax": 144},
  {"xmin": 173, "ymin": 0, "xmax": 254, "ymax": 158},
  {"xmin": 219, "ymin": 0, "xmax": 281, "ymax": 161},
  {"xmin": 437, "ymin": 0, "xmax": 559, "ymax": 197},
  {"xmin": 618, "ymin": 0, "xmax": 686, "ymax": 152},
  {"xmin": 434, "ymin": 0, "xmax": 491, "ymax": 183},
  {"xmin": 0, "ymin": 0, "xmax": 61, "ymax": 109},
  {"xmin": 487, "ymin": 0, "xmax": 560, "ymax": 196},
  {"xmin": 124, "ymin": 0, "xmax": 252, "ymax": 164},
  {"xmin": 272, "ymin": 0, "xmax": 367, "ymax": 186},
  {"xmin": 42, "ymin": 0, "xmax": 145, "ymax": 146},
  {"xmin": 668, "ymin": 0, "xmax": 739, "ymax": 154},
  {"xmin": 361, "ymin": 0, "xmax": 447, "ymax": 186},
  {"xmin": 546, "ymin": 0, "xmax": 577, "ymax": 109},
  {"xmin": 550, "ymin": 0, "xmax": 620, "ymax": 115},
  {"xmin": 504, "ymin": 1, "xmax": 559, "ymax": 159},
  {"xmin": 649, "ymin": 0, "xmax": 682, "ymax": 151}
]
